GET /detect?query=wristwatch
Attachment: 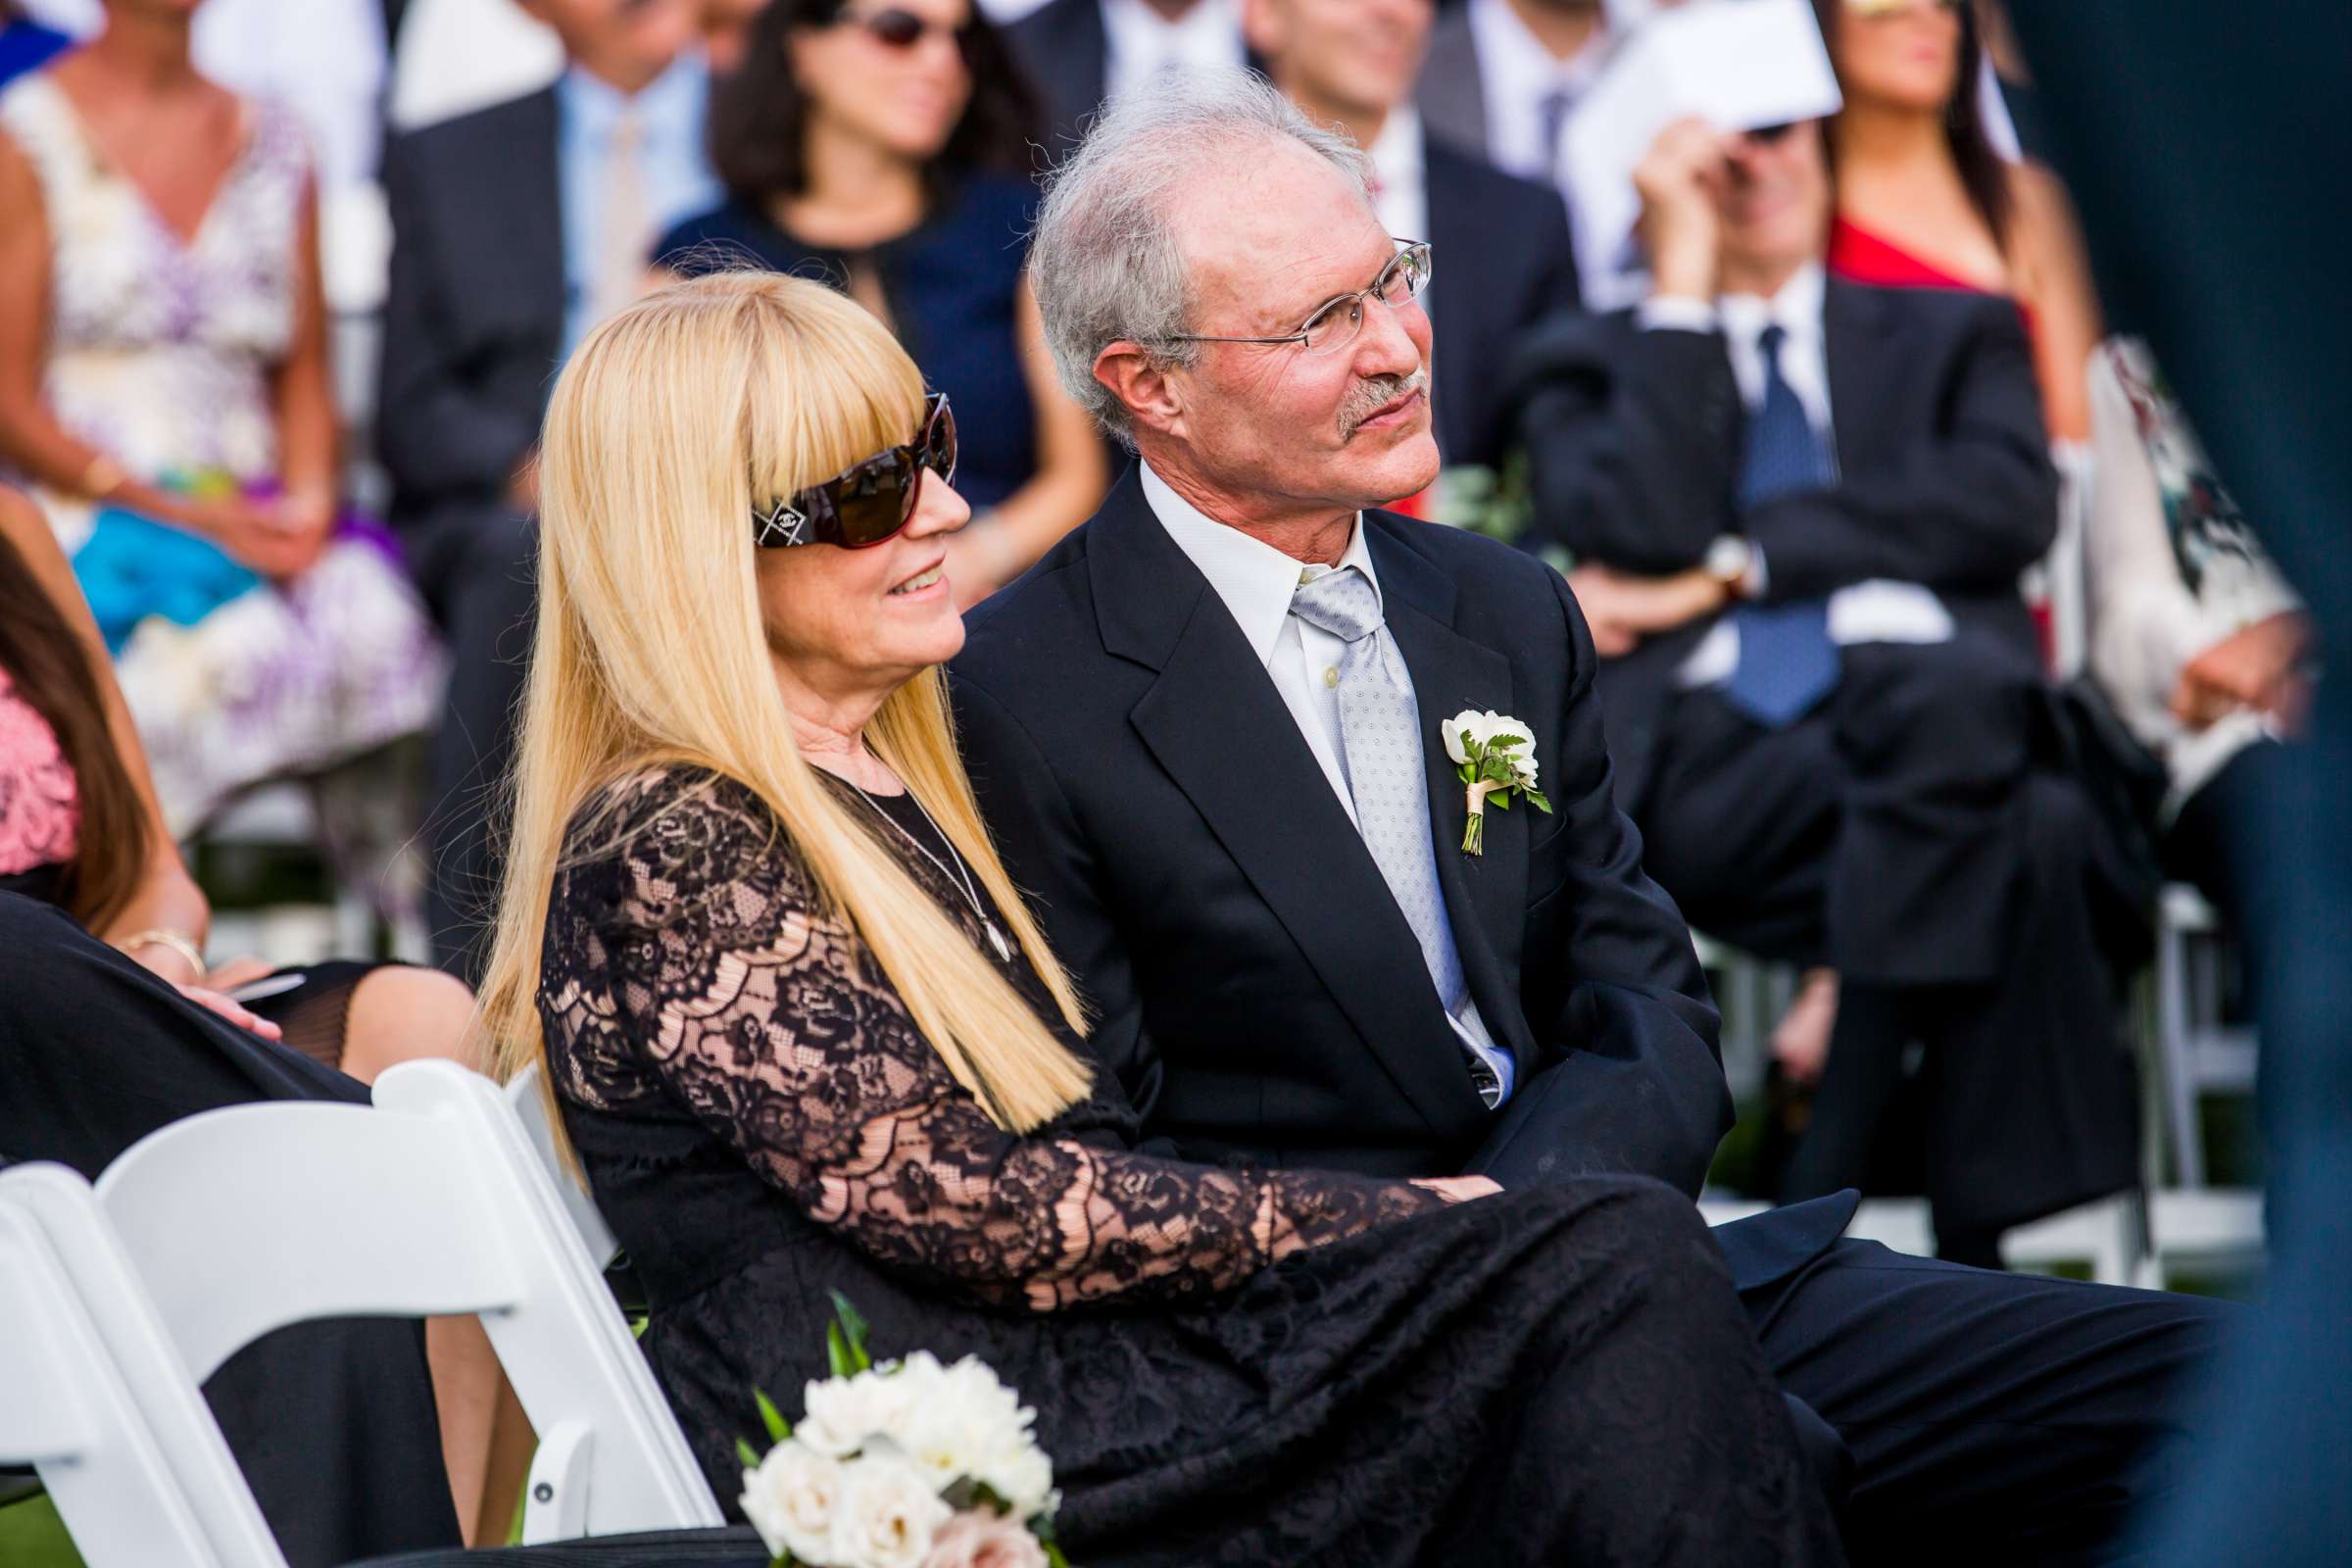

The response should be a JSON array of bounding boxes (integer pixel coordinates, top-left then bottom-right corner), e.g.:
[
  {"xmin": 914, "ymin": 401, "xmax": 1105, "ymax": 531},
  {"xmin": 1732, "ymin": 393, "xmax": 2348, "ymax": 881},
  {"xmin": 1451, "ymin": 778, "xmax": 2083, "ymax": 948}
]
[{"xmin": 1703, "ymin": 534, "xmax": 1754, "ymax": 598}]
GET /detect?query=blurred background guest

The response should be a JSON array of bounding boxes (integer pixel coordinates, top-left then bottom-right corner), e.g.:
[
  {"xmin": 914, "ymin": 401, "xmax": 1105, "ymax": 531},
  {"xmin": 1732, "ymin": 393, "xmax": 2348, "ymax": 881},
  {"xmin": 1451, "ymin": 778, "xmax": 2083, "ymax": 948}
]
[
  {"xmin": 387, "ymin": 0, "xmax": 564, "ymax": 132},
  {"xmin": 1416, "ymin": 0, "xmax": 1669, "ymax": 309},
  {"xmin": 2085, "ymin": 336, "xmax": 2310, "ymax": 946},
  {"xmin": 698, "ymin": 0, "xmax": 769, "ymax": 70},
  {"xmin": 1008, "ymin": 0, "xmax": 1247, "ymax": 150},
  {"xmin": 1246, "ymin": 0, "xmax": 1578, "ymax": 484},
  {"xmin": 377, "ymin": 0, "xmax": 717, "ymax": 979},
  {"xmin": 660, "ymin": 0, "xmax": 1105, "ymax": 607},
  {"xmin": 0, "ymin": 0, "xmax": 441, "ymax": 836},
  {"xmin": 1509, "ymin": 113, "xmax": 2138, "ymax": 1265},
  {"xmin": 1811, "ymin": 0, "xmax": 2100, "ymax": 444}
]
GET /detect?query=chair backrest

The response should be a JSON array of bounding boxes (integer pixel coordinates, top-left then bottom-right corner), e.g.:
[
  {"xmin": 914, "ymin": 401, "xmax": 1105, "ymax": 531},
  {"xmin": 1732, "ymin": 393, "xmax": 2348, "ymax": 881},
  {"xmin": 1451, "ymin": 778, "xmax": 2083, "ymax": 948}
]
[
  {"xmin": 0, "ymin": 1183, "xmax": 285, "ymax": 1568},
  {"xmin": 506, "ymin": 1059, "xmax": 620, "ymax": 1267},
  {"xmin": 63, "ymin": 1059, "xmax": 722, "ymax": 1542}
]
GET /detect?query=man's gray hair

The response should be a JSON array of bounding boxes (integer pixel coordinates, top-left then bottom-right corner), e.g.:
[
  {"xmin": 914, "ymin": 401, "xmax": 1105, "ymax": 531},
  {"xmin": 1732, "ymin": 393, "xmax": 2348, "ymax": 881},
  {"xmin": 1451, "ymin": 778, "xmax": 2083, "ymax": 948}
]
[{"xmin": 1030, "ymin": 68, "xmax": 1374, "ymax": 443}]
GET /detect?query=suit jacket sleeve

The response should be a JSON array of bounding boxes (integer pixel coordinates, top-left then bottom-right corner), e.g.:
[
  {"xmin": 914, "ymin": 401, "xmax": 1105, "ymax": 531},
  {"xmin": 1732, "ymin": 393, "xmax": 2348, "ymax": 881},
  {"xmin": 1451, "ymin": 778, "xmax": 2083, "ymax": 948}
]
[
  {"xmin": 1511, "ymin": 317, "xmax": 1744, "ymax": 572},
  {"xmin": 950, "ymin": 671, "xmax": 1178, "ymax": 1155},
  {"xmin": 375, "ymin": 129, "xmax": 542, "ymax": 502},
  {"xmin": 1745, "ymin": 298, "xmax": 2059, "ymax": 602},
  {"xmin": 1523, "ymin": 568, "xmax": 1734, "ymax": 1196}
]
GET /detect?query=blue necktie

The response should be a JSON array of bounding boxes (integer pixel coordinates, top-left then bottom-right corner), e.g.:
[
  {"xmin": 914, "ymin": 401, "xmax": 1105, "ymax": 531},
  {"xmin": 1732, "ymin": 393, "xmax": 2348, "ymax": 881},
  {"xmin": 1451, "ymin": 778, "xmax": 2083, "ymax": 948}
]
[{"xmin": 1722, "ymin": 324, "xmax": 1840, "ymax": 728}]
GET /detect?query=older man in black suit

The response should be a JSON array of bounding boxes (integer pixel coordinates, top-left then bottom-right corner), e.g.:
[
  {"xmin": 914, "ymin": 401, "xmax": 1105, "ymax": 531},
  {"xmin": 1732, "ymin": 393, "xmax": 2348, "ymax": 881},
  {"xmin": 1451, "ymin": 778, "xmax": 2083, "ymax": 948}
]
[
  {"xmin": 953, "ymin": 68, "xmax": 2227, "ymax": 1566},
  {"xmin": 378, "ymin": 0, "xmax": 715, "ymax": 978},
  {"xmin": 1247, "ymin": 0, "xmax": 1578, "ymax": 478}
]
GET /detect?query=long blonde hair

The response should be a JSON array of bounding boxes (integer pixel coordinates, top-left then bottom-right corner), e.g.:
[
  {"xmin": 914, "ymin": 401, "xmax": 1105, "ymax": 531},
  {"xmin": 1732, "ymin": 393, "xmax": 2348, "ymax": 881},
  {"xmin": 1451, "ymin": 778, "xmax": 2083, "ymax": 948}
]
[{"xmin": 475, "ymin": 271, "xmax": 1094, "ymax": 1132}]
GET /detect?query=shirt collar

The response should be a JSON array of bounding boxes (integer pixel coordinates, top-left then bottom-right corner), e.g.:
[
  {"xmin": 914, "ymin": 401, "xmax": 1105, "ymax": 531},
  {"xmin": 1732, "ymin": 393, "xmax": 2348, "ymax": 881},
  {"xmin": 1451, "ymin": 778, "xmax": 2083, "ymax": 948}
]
[
  {"xmin": 1365, "ymin": 103, "xmax": 1424, "ymax": 197},
  {"xmin": 559, "ymin": 50, "xmax": 708, "ymax": 145},
  {"xmin": 1467, "ymin": 0, "xmax": 1616, "ymax": 99},
  {"xmin": 1140, "ymin": 460, "xmax": 1381, "ymax": 667},
  {"xmin": 1101, "ymin": 0, "xmax": 1244, "ymax": 69},
  {"xmin": 1719, "ymin": 261, "xmax": 1826, "ymax": 349}
]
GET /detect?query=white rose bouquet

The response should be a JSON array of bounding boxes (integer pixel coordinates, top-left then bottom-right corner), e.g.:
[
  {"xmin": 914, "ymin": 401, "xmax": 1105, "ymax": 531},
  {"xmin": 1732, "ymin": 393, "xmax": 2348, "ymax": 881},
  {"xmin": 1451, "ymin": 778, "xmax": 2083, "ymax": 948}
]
[
  {"xmin": 1439, "ymin": 710, "xmax": 1552, "ymax": 856},
  {"xmin": 739, "ymin": 1295, "xmax": 1068, "ymax": 1568}
]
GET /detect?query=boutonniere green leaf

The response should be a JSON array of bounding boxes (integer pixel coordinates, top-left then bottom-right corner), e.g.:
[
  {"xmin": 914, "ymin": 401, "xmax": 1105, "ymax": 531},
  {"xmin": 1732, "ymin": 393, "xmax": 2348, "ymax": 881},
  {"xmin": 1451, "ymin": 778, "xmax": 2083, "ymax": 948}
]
[{"xmin": 1440, "ymin": 710, "xmax": 1553, "ymax": 856}]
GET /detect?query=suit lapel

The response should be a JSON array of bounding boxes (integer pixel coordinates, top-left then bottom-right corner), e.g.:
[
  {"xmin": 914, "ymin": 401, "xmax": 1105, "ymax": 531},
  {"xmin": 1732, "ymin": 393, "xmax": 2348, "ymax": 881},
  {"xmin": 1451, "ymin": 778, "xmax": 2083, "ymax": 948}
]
[
  {"xmin": 1369, "ymin": 521, "xmax": 1539, "ymax": 1064},
  {"xmin": 1825, "ymin": 279, "xmax": 1904, "ymax": 480},
  {"xmin": 494, "ymin": 89, "xmax": 567, "ymax": 351},
  {"xmin": 1091, "ymin": 481, "xmax": 1487, "ymax": 1141}
]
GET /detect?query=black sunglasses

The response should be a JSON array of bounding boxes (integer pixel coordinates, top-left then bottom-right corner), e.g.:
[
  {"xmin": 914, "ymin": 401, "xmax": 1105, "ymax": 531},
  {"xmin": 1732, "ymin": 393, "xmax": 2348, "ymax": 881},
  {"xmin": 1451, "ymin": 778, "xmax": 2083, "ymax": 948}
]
[
  {"xmin": 754, "ymin": 393, "xmax": 956, "ymax": 550},
  {"xmin": 841, "ymin": 6, "xmax": 979, "ymax": 57}
]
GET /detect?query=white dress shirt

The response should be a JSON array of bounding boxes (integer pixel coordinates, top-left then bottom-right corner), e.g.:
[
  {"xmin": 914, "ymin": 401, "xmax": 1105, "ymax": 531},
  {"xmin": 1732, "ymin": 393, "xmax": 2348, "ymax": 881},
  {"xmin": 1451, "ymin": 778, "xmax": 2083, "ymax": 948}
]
[
  {"xmin": 1101, "ymin": 0, "xmax": 1246, "ymax": 107},
  {"xmin": 1642, "ymin": 265, "xmax": 1953, "ymax": 686},
  {"xmin": 1462, "ymin": 0, "xmax": 1615, "ymax": 182},
  {"xmin": 1141, "ymin": 462, "xmax": 1512, "ymax": 1094}
]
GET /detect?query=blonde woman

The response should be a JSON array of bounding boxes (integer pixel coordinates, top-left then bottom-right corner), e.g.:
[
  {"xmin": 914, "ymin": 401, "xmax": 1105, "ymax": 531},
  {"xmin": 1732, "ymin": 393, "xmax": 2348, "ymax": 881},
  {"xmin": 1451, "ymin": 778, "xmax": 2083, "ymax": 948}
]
[{"xmin": 475, "ymin": 271, "xmax": 1840, "ymax": 1566}]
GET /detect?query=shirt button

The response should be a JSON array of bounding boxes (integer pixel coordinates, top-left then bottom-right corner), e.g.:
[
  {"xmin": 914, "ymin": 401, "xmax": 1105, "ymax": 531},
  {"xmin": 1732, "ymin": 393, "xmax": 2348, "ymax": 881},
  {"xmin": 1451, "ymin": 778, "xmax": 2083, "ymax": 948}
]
[{"xmin": 1323, "ymin": 666, "xmax": 1340, "ymax": 688}]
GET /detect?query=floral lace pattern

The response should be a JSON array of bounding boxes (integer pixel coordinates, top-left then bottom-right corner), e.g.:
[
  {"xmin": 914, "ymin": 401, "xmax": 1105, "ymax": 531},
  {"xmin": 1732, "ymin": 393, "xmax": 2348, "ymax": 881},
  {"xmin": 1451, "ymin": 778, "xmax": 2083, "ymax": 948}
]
[
  {"xmin": 538, "ymin": 768, "xmax": 1444, "ymax": 1312},
  {"xmin": 0, "ymin": 669, "xmax": 77, "ymax": 876}
]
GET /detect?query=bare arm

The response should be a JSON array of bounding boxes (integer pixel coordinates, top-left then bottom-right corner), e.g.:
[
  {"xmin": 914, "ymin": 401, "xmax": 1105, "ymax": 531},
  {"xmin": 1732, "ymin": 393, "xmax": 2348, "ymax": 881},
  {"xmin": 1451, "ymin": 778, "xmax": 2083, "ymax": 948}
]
[
  {"xmin": 948, "ymin": 282, "xmax": 1109, "ymax": 609},
  {"xmin": 2009, "ymin": 162, "xmax": 2103, "ymax": 445}
]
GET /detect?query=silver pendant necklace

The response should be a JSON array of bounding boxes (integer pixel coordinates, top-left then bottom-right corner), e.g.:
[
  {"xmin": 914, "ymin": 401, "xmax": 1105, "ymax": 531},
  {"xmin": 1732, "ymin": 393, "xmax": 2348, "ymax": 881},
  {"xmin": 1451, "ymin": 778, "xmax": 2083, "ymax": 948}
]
[{"xmin": 845, "ymin": 779, "xmax": 1015, "ymax": 965}]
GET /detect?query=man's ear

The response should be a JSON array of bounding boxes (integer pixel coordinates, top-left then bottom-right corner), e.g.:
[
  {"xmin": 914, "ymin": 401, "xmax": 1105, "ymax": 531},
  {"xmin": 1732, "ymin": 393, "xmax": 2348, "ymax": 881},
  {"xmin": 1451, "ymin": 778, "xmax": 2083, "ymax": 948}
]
[{"xmin": 1095, "ymin": 342, "xmax": 1189, "ymax": 442}]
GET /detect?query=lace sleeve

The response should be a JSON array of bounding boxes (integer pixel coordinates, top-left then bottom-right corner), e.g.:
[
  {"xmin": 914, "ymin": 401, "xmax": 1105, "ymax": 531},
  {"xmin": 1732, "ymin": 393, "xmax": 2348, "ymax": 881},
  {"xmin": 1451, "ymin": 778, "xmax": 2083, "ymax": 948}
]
[{"xmin": 545, "ymin": 771, "xmax": 1446, "ymax": 1311}]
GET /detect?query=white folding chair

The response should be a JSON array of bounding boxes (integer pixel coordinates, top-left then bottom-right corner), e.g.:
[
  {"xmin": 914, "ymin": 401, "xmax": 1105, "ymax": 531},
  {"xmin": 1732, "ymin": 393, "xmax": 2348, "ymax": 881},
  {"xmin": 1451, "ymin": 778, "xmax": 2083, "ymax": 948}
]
[
  {"xmin": 506, "ymin": 1059, "xmax": 619, "ymax": 1268},
  {"xmin": 7, "ymin": 1058, "xmax": 721, "ymax": 1552},
  {"xmin": 0, "ymin": 1192, "xmax": 282, "ymax": 1568}
]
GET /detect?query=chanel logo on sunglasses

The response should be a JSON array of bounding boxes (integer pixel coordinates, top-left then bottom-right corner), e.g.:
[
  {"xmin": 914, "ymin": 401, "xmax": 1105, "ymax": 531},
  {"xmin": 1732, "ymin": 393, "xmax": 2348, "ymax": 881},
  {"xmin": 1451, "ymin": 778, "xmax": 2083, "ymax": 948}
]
[{"xmin": 755, "ymin": 499, "xmax": 809, "ymax": 548}]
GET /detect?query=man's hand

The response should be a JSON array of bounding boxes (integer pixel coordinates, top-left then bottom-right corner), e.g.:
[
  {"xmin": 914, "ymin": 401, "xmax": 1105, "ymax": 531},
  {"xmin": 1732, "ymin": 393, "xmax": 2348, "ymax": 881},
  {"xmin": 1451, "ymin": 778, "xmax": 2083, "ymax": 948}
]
[
  {"xmin": 2171, "ymin": 612, "xmax": 2312, "ymax": 732},
  {"xmin": 1634, "ymin": 116, "xmax": 1729, "ymax": 305},
  {"xmin": 1566, "ymin": 564, "xmax": 1734, "ymax": 657}
]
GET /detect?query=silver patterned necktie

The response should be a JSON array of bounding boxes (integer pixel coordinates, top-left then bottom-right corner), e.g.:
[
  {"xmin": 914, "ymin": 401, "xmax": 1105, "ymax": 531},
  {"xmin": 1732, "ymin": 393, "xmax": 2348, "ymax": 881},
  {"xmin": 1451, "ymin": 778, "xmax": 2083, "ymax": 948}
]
[{"xmin": 1289, "ymin": 567, "xmax": 1498, "ymax": 1105}]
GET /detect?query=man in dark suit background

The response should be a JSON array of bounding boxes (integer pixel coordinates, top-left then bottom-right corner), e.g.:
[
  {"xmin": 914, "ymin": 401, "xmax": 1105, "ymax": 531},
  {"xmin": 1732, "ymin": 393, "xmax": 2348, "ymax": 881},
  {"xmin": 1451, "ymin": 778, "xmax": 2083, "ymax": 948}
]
[
  {"xmin": 1007, "ymin": 0, "xmax": 1250, "ymax": 150},
  {"xmin": 1507, "ymin": 114, "xmax": 2138, "ymax": 1267},
  {"xmin": 1247, "ymin": 0, "xmax": 1579, "ymax": 478},
  {"xmin": 377, "ymin": 0, "xmax": 715, "ymax": 978},
  {"xmin": 954, "ymin": 67, "xmax": 2226, "ymax": 1564}
]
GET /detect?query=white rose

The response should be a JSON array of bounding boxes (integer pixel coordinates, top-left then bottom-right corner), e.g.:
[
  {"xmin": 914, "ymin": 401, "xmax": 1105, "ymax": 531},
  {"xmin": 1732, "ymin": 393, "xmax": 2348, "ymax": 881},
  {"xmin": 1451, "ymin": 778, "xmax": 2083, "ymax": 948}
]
[
  {"xmin": 921, "ymin": 1510, "xmax": 1050, "ymax": 1568},
  {"xmin": 973, "ymin": 1442, "xmax": 1056, "ymax": 1523},
  {"xmin": 830, "ymin": 1450, "xmax": 955, "ymax": 1568},
  {"xmin": 741, "ymin": 1438, "xmax": 845, "ymax": 1565},
  {"xmin": 1441, "ymin": 710, "xmax": 1536, "ymax": 765},
  {"xmin": 801, "ymin": 1368, "xmax": 920, "ymax": 1459}
]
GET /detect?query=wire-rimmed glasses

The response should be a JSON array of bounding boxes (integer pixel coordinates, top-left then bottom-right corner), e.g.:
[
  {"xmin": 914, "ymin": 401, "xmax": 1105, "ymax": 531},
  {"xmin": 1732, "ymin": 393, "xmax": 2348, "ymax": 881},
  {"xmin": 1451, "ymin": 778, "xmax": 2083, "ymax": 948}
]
[{"xmin": 1162, "ymin": 240, "xmax": 1433, "ymax": 358}]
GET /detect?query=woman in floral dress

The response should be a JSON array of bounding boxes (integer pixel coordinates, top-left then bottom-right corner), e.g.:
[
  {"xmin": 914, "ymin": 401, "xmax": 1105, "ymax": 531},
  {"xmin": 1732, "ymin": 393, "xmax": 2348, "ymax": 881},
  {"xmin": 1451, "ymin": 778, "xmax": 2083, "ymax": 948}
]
[{"xmin": 0, "ymin": 0, "xmax": 440, "ymax": 832}]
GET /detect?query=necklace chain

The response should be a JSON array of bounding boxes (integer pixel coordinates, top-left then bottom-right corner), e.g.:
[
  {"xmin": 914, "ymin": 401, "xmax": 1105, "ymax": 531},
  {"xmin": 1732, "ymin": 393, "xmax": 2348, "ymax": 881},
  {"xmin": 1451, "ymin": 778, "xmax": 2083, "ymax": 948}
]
[{"xmin": 844, "ymin": 778, "xmax": 1014, "ymax": 965}]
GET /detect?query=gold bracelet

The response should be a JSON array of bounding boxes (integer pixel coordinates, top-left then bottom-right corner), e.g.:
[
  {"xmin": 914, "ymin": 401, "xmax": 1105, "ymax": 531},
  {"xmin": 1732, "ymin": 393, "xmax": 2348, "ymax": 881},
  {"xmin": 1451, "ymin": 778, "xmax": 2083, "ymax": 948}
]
[
  {"xmin": 79, "ymin": 454, "xmax": 128, "ymax": 503},
  {"xmin": 116, "ymin": 928, "xmax": 206, "ymax": 977}
]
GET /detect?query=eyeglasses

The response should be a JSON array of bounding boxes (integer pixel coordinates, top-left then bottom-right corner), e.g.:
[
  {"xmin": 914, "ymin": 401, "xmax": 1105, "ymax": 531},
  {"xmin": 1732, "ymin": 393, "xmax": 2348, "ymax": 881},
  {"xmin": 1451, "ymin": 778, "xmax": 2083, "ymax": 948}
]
[
  {"xmin": 841, "ymin": 5, "xmax": 978, "ymax": 57},
  {"xmin": 1162, "ymin": 240, "xmax": 1433, "ymax": 357},
  {"xmin": 1741, "ymin": 122, "xmax": 1798, "ymax": 145},
  {"xmin": 754, "ymin": 393, "xmax": 956, "ymax": 550}
]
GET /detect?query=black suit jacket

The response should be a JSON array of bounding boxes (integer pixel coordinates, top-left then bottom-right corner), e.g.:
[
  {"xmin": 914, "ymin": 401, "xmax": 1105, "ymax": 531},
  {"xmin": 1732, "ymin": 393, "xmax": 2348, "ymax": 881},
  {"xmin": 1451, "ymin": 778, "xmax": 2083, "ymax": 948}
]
[
  {"xmin": 375, "ymin": 88, "xmax": 565, "ymax": 583},
  {"xmin": 950, "ymin": 469, "xmax": 1732, "ymax": 1194},
  {"xmin": 1509, "ymin": 280, "xmax": 2059, "ymax": 808},
  {"xmin": 1423, "ymin": 137, "xmax": 1580, "ymax": 469}
]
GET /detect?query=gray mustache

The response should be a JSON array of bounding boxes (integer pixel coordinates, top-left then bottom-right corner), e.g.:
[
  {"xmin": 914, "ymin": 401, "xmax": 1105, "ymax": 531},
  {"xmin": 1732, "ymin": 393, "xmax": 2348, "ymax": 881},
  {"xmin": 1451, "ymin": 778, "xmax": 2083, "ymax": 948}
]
[{"xmin": 1338, "ymin": 369, "xmax": 1429, "ymax": 439}]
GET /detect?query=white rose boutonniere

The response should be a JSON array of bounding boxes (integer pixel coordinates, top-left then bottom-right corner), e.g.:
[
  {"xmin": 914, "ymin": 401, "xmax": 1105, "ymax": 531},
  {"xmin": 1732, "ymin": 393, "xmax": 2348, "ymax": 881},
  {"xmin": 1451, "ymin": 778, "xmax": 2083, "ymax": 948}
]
[{"xmin": 1439, "ymin": 710, "xmax": 1552, "ymax": 856}]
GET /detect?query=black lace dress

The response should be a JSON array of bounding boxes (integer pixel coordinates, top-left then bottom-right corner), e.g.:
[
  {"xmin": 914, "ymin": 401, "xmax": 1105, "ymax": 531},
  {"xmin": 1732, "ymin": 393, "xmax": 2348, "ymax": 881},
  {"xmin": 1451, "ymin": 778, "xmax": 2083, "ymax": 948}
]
[{"xmin": 538, "ymin": 768, "xmax": 1842, "ymax": 1567}]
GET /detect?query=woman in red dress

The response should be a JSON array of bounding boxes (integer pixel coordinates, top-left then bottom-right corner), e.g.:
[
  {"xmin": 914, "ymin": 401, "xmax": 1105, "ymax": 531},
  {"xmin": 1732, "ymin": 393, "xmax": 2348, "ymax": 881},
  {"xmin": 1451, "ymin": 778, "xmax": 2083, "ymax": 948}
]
[{"xmin": 1809, "ymin": 0, "xmax": 2101, "ymax": 442}]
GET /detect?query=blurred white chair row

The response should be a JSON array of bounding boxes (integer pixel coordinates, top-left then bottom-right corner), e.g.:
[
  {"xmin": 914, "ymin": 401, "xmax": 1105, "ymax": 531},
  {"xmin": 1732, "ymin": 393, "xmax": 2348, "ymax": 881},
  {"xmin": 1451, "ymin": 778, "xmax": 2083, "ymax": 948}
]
[{"xmin": 0, "ymin": 1060, "xmax": 717, "ymax": 1568}]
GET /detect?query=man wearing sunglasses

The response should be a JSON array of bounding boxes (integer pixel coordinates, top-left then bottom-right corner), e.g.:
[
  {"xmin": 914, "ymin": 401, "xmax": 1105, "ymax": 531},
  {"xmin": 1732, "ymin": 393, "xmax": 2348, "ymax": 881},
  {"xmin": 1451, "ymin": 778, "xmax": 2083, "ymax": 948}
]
[{"xmin": 955, "ymin": 69, "xmax": 2227, "ymax": 1563}]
